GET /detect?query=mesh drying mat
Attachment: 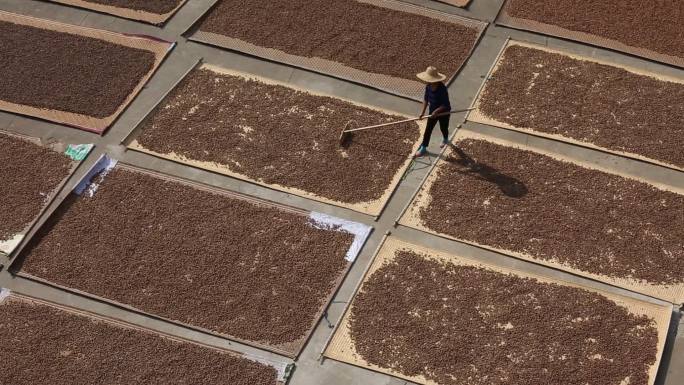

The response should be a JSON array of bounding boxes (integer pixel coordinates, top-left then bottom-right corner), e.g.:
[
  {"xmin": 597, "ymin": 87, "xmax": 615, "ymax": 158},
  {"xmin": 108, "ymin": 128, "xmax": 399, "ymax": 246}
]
[
  {"xmin": 186, "ymin": 0, "xmax": 486, "ymax": 101},
  {"xmin": 12, "ymin": 157, "xmax": 372, "ymax": 358},
  {"xmin": 0, "ymin": 289, "xmax": 290, "ymax": 384},
  {"xmin": 398, "ymin": 130, "xmax": 684, "ymax": 304},
  {"xmin": 124, "ymin": 64, "xmax": 423, "ymax": 217},
  {"xmin": 45, "ymin": 0, "xmax": 189, "ymax": 25},
  {"xmin": 324, "ymin": 236, "xmax": 672, "ymax": 385},
  {"xmin": 0, "ymin": 11, "xmax": 174, "ymax": 134},
  {"xmin": 467, "ymin": 39, "xmax": 684, "ymax": 172},
  {"xmin": 496, "ymin": 0, "xmax": 684, "ymax": 69},
  {"xmin": 0, "ymin": 130, "xmax": 93, "ymax": 255}
]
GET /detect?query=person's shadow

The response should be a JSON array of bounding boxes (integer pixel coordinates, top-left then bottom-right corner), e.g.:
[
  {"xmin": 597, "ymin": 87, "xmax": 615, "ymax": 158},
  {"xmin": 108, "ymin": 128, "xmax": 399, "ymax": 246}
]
[{"xmin": 445, "ymin": 144, "xmax": 528, "ymax": 198}]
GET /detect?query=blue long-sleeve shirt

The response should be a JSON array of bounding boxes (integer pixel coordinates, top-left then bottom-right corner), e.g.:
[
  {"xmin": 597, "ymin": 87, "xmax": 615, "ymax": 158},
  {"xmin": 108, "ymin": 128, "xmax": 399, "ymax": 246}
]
[{"xmin": 424, "ymin": 83, "xmax": 451, "ymax": 114}]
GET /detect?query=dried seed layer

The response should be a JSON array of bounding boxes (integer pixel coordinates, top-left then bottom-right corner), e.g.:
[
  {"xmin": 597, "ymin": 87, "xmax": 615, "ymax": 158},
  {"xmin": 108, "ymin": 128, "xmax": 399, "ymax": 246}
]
[
  {"xmin": 506, "ymin": 0, "xmax": 684, "ymax": 60},
  {"xmin": 136, "ymin": 68, "xmax": 419, "ymax": 204},
  {"xmin": 81, "ymin": 0, "xmax": 183, "ymax": 14},
  {"xmin": 0, "ymin": 20, "xmax": 155, "ymax": 118},
  {"xmin": 0, "ymin": 299, "xmax": 278, "ymax": 385},
  {"xmin": 198, "ymin": 0, "xmax": 479, "ymax": 81},
  {"xmin": 479, "ymin": 45, "xmax": 684, "ymax": 168},
  {"xmin": 19, "ymin": 168, "xmax": 353, "ymax": 347},
  {"xmin": 419, "ymin": 139, "xmax": 684, "ymax": 284},
  {"xmin": 0, "ymin": 133, "xmax": 72, "ymax": 241},
  {"xmin": 350, "ymin": 250, "xmax": 658, "ymax": 385}
]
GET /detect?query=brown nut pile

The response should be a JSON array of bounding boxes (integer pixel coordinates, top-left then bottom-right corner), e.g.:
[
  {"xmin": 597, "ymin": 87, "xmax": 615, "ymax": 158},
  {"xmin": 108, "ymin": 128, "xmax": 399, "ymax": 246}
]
[
  {"xmin": 199, "ymin": 0, "xmax": 479, "ymax": 81},
  {"xmin": 0, "ymin": 133, "xmax": 72, "ymax": 241},
  {"xmin": 0, "ymin": 20, "xmax": 155, "ymax": 118},
  {"xmin": 0, "ymin": 298, "xmax": 278, "ymax": 385},
  {"xmin": 419, "ymin": 139, "xmax": 684, "ymax": 284},
  {"xmin": 480, "ymin": 45, "xmax": 684, "ymax": 168},
  {"xmin": 350, "ymin": 250, "xmax": 659, "ymax": 385},
  {"xmin": 506, "ymin": 0, "xmax": 684, "ymax": 60},
  {"xmin": 136, "ymin": 69, "xmax": 420, "ymax": 204},
  {"xmin": 19, "ymin": 168, "xmax": 354, "ymax": 347}
]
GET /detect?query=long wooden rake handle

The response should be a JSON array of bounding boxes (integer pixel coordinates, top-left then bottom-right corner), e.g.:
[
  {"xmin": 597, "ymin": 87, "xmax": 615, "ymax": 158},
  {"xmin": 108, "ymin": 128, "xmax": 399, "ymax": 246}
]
[{"xmin": 342, "ymin": 108, "xmax": 475, "ymax": 134}]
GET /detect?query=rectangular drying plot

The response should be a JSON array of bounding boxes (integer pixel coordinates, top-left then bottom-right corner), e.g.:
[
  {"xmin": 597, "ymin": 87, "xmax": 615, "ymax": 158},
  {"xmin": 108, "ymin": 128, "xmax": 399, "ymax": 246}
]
[
  {"xmin": 125, "ymin": 64, "xmax": 421, "ymax": 216},
  {"xmin": 398, "ymin": 131, "xmax": 684, "ymax": 303},
  {"xmin": 12, "ymin": 155, "xmax": 372, "ymax": 358},
  {"xmin": 468, "ymin": 40, "xmax": 684, "ymax": 171},
  {"xmin": 324, "ymin": 236, "xmax": 672, "ymax": 385},
  {"xmin": 0, "ymin": 11, "xmax": 173, "ymax": 133},
  {"xmin": 186, "ymin": 0, "xmax": 486, "ymax": 100},
  {"xmin": 0, "ymin": 130, "xmax": 92, "ymax": 255},
  {"xmin": 0, "ymin": 289, "xmax": 288, "ymax": 385},
  {"xmin": 496, "ymin": 0, "xmax": 684, "ymax": 69},
  {"xmin": 47, "ymin": 0, "xmax": 189, "ymax": 25}
]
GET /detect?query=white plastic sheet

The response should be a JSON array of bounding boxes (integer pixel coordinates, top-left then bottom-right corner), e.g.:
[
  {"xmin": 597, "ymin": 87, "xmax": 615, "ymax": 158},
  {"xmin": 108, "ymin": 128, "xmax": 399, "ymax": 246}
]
[
  {"xmin": 308, "ymin": 212, "xmax": 372, "ymax": 262},
  {"xmin": 74, "ymin": 154, "xmax": 118, "ymax": 197}
]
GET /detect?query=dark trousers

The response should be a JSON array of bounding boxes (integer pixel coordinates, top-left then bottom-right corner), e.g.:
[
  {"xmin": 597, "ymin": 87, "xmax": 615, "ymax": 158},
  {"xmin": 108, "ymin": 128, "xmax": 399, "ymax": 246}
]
[{"xmin": 421, "ymin": 115, "xmax": 450, "ymax": 147}]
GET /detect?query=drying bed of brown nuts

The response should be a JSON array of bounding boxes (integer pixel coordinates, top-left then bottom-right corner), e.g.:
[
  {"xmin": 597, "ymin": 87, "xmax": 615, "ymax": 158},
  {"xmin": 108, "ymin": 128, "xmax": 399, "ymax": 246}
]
[
  {"xmin": 349, "ymin": 249, "xmax": 659, "ymax": 385},
  {"xmin": 479, "ymin": 45, "xmax": 684, "ymax": 168},
  {"xmin": 417, "ymin": 139, "xmax": 684, "ymax": 285},
  {"xmin": 0, "ymin": 298, "xmax": 278, "ymax": 385},
  {"xmin": 0, "ymin": 20, "xmax": 155, "ymax": 118},
  {"xmin": 135, "ymin": 68, "xmax": 419, "ymax": 204},
  {"xmin": 18, "ymin": 168, "xmax": 354, "ymax": 348},
  {"xmin": 78, "ymin": 0, "xmax": 183, "ymax": 14},
  {"xmin": 505, "ymin": 0, "xmax": 684, "ymax": 60},
  {"xmin": 0, "ymin": 133, "xmax": 73, "ymax": 242},
  {"xmin": 197, "ymin": 0, "xmax": 479, "ymax": 81}
]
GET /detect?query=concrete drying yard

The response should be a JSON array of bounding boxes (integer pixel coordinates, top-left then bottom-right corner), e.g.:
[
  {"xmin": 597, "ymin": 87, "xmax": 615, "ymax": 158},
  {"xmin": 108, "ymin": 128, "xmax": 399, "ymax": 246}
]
[{"xmin": 0, "ymin": 1, "xmax": 682, "ymax": 384}]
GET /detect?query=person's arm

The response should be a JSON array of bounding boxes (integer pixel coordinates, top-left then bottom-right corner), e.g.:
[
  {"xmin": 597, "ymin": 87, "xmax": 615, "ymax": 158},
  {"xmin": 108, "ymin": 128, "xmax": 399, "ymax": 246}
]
[
  {"xmin": 419, "ymin": 100, "xmax": 428, "ymax": 119},
  {"xmin": 419, "ymin": 86, "xmax": 429, "ymax": 119},
  {"xmin": 430, "ymin": 105, "xmax": 449, "ymax": 117}
]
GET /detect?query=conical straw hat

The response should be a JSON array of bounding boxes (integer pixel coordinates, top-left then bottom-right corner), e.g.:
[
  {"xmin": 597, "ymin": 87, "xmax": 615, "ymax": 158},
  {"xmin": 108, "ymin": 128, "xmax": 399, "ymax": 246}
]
[{"xmin": 416, "ymin": 66, "xmax": 447, "ymax": 83}]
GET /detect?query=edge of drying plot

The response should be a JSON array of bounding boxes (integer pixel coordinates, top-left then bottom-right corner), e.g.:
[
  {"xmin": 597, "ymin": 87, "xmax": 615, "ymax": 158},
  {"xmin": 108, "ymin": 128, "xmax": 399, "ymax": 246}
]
[
  {"xmin": 397, "ymin": 129, "xmax": 684, "ymax": 304},
  {"xmin": 323, "ymin": 236, "xmax": 673, "ymax": 385},
  {"xmin": 466, "ymin": 39, "xmax": 684, "ymax": 172},
  {"xmin": 9, "ymin": 153, "xmax": 373, "ymax": 359},
  {"xmin": 0, "ymin": 129, "xmax": 94, "ymax": 257},
  {"xmin": 183, "ymin": 0, "xmax": 487, "ymax": 101},
  {"xmin": 495, "ymin": 0, "xmax": 684, "ymax": 69},
  {"xmin": 45, "ymin": 0, "xmax": 190, "ymax": 25},
  {"xmin": 122, "ymin": 61, "xmax": 424, "ymax": 218},
  {"xmin": 319, "ymin": 230, "xmax": 391, "ymax": 362},
  {"xmin": 0, "ymin": 288, "xmax": 291, "ymax": 383},
  {"xmin": 398, "ymin": 0, "xmax": 473, "ymax": 8},
  {"xmin": 440, "ymin": 0, "xmax": 472, "ymax": 7},
  {"xmin": 0, "ymin": 10, "xmax": 175, "ymax": 134}
]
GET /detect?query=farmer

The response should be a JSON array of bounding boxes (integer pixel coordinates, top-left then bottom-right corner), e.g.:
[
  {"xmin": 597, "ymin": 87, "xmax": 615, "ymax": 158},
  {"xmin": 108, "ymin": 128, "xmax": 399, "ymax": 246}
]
[{"xmin": 415, "ymin": 66, "xmax": 452, "ymax": 158}]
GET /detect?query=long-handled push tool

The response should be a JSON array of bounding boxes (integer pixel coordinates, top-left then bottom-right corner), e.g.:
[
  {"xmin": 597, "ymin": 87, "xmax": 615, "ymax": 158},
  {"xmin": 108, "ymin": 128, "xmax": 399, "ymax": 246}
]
[{"xmin": 337, "ymin": 108, "xmax": 474, "ymax": 147}]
